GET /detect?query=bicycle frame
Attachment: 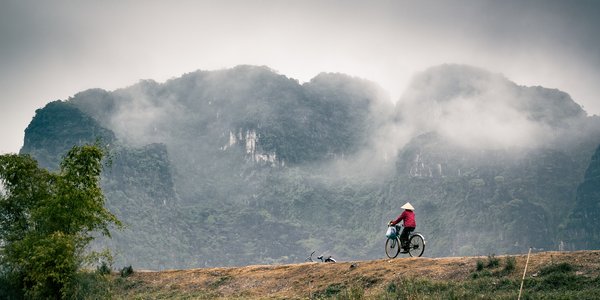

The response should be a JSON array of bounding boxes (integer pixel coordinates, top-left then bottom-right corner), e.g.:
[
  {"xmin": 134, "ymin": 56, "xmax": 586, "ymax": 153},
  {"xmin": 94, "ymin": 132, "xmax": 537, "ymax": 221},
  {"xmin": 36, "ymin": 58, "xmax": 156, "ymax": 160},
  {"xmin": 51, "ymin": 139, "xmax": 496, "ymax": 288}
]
[
  {"xmin": 386, "ymin": 225, "xmax": 426, "ymax": 258},
  {"xmin": 393, "ymin": 225, "xmax": 425, "ymax": 241}
]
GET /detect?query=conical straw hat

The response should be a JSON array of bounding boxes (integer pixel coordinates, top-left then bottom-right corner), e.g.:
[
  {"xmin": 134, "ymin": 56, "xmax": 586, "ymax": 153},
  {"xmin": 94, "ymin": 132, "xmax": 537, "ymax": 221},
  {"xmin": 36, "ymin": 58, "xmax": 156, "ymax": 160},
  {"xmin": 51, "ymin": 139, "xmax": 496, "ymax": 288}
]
[{"xmin": 401, "ymin": 202, "xmax": 414, "ymax": 210}]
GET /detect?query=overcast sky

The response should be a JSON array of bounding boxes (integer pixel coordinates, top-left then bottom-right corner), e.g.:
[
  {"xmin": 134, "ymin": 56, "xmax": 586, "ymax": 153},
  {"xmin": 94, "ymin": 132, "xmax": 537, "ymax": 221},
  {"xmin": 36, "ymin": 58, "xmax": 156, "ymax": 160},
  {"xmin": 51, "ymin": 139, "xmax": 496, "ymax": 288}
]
[{"xmin": 1, "ymin": 0, "xmax": 599, "ymax": 154}]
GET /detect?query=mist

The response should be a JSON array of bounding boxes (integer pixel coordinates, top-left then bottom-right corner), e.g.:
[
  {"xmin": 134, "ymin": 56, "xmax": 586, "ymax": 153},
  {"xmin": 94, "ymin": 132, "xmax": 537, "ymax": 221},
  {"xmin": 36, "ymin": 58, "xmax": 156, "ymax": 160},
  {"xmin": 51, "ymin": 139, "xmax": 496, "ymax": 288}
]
[
  {"xmin": 71, "ymin": 63, "xmax": 597, "ymax": 189},
  {"xmin": 2, "ymin": 0, "xmax": 600, "ymax": 156},
  {"xmin": 109, "ymin": 82, "xmax": 184, "ymax": 147},
  {"xmin": 395, "ymin": 65, "xmax": 591, "ymax": 151}
]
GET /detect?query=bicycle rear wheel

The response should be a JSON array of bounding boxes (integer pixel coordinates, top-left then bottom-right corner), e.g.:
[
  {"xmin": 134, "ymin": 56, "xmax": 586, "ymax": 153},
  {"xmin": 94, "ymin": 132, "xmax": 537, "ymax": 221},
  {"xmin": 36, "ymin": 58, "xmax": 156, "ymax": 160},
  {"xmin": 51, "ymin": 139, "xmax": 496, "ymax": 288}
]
[
  {"xmin": 408, "ymin": 234, "xmax": 425, "ymax": 257},
  {"xmin": 385, "ymin": 237, "xmax": 400, "ymax": 258}
]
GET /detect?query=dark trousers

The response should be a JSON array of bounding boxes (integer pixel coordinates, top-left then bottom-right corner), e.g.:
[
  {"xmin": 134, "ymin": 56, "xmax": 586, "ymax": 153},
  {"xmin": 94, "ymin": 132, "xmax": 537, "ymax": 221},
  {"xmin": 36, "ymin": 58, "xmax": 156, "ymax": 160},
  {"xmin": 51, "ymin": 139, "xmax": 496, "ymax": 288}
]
[{"xmin": 400, "ymin": 227, "xmax": 415, "ymax": 248}]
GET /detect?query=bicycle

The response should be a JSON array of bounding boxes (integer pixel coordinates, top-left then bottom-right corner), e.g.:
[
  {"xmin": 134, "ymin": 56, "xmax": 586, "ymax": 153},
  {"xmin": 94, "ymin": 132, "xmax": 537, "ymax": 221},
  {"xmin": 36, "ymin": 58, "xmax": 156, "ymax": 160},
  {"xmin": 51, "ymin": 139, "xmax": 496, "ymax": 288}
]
[
  {"xmin": 385, "ymin": 225, "xmax": 426, "ymax": 258},
  {"xmin": 306, "ymin": 251, "xmax": 336, "ymax": 263}
]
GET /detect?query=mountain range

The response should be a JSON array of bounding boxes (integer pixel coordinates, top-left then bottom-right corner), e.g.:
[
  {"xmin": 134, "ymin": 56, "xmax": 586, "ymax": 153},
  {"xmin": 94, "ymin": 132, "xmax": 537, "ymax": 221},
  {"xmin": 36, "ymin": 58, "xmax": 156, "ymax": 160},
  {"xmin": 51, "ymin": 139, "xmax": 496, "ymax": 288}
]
[{"xmin": 20, "ymin": 64, "xmax": 600, "ymax": 269}]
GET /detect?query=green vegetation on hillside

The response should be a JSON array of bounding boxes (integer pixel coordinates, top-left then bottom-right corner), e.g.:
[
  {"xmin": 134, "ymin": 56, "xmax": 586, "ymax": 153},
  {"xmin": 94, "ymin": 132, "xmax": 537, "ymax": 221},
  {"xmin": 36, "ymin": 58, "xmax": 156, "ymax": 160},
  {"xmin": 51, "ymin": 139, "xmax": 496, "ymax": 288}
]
[
  {"xmin": 17, "ymin": 64, "xmax": 600, "ymax": 269},
  {"xmin": 21, "ymin": 101, "xmax": 115, "ymax": 170},
  {"xmin": 565, "ymin": 144, "xmax": 600, "ymax": 250}
]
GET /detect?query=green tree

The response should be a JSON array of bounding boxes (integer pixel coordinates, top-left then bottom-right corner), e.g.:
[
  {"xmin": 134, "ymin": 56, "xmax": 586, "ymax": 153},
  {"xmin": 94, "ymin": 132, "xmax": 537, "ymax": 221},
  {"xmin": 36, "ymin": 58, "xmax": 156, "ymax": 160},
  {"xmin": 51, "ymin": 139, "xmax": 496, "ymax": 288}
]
[{"xmin": 0, "ymin": 144, "xmax": 121, "ymax": 299}]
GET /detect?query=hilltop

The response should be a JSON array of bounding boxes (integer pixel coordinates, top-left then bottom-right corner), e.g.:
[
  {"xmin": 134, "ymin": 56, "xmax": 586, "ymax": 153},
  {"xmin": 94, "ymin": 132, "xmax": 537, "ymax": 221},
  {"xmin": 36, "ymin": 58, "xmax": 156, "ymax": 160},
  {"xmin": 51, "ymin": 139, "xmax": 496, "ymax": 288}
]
[{"xmin": 111, "ymin": 250, "xmax": 600, "ymax": 299}]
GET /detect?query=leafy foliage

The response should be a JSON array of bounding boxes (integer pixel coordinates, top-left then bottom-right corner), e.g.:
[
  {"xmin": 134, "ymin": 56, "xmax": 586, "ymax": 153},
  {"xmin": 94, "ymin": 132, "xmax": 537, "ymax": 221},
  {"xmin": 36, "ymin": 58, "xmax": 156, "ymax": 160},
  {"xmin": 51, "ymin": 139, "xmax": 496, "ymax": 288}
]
[{"xmin": 0, "ymin": 145, "xmax": 121, "ymax": 298}]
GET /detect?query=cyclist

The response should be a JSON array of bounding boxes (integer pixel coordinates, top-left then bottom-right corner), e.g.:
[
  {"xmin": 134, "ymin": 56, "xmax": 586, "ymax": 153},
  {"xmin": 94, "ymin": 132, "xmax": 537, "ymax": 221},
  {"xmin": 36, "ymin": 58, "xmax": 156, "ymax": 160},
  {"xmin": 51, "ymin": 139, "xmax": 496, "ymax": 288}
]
[{"xmin": 389, "ymin": 202, "xmax": 416, "ymax": 253}]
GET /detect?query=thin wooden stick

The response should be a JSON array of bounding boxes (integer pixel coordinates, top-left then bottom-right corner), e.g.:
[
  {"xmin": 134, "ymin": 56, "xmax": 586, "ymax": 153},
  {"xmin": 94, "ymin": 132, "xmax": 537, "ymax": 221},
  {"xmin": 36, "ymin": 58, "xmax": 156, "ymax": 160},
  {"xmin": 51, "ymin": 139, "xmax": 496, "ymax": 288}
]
[{"xmin": 518, "ymin": 247, "xmax": 532, "ymax": 300}]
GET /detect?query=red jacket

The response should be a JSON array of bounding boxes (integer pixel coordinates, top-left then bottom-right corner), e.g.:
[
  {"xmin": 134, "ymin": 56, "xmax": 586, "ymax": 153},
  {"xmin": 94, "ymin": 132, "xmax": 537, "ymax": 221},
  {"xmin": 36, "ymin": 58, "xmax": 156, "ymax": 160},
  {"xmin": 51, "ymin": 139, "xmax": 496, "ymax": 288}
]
[{"xmin": 391, "ymin": 210, "xmax": 416, "ymax": 228}]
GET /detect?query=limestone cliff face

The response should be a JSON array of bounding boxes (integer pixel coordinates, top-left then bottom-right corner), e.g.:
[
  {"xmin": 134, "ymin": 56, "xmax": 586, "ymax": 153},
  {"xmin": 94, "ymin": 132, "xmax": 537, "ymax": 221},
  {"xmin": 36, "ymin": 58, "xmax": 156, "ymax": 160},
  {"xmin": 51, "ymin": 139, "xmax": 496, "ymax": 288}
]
[{"xmin": 221, "ymin": 128, "xmax": 280, "ymax": 165}]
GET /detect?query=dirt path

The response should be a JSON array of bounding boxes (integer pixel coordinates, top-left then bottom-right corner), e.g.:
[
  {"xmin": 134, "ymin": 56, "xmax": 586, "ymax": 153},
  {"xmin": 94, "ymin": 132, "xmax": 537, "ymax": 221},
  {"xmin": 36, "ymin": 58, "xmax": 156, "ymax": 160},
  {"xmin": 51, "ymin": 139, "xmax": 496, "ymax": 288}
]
[{"xmin": 115, "ymin": 250, "xmax": 600, "ymax": 299}]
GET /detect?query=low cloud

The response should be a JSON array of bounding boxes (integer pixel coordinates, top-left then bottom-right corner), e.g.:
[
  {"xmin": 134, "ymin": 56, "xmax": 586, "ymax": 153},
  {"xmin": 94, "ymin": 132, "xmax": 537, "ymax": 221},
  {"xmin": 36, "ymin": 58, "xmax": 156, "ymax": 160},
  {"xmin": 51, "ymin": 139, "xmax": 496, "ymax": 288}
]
[
  {"xmin": 109, "ymin": 81, "xmax": 183, "ymax": 147},
  {"xmin": 395, "ymin": 65, "xmax": 578, "ymax": 151}
]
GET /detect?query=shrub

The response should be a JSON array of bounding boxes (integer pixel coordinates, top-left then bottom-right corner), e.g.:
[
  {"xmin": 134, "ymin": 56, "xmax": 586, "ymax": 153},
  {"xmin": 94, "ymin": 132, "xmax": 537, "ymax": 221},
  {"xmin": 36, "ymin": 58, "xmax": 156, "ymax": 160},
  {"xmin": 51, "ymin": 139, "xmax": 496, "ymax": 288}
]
[
  {"xmin": 486, "ymin": 254, "xmax": 499, "ymax": 268},
  {"xmin": 120, "ymin": 265, "xmax": 134, "ymax": 278},
  {"xmin": 476, "ymin": 260, "xmax": 485, "ymax": 271},
  {"xmin": 97, "ymin": 261, "xmax": 111, "ymax": 275},
  {"xmin": 502, "ymin": 256, "xmax": 516, "ymax": 274},
  {"xmin": 386, "ymin": 282, "xmax": 397, "ymax": 294}
]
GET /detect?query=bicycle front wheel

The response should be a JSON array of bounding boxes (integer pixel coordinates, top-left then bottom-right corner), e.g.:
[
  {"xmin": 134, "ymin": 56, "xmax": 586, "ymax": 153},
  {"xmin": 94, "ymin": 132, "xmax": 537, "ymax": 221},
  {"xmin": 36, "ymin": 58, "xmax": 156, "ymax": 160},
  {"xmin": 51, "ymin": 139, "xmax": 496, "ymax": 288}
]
[
  {"xmin": 408, "ymin": 234, "xmax": 425, "ymax": 257},
  {"xmin": 385, "ymin": 237, "xmax": 400, "ymax": 258}
]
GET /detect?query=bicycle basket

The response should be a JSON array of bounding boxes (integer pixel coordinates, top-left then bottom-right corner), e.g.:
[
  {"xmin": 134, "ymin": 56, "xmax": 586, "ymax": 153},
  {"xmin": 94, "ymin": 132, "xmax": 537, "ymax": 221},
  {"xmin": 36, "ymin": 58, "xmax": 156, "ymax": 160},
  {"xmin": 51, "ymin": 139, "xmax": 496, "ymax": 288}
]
[{"xmin": 385, "ymin": 226, "xmax": 397, "ymax": 238}]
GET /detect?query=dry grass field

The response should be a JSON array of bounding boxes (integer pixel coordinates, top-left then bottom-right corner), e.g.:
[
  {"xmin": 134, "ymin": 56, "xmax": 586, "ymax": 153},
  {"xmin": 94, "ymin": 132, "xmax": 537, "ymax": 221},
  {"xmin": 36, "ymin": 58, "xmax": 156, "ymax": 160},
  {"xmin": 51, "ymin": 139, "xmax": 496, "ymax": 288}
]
[{"xmin": 110, "ymin": 250, "xmax": 600, "ymax": 299}]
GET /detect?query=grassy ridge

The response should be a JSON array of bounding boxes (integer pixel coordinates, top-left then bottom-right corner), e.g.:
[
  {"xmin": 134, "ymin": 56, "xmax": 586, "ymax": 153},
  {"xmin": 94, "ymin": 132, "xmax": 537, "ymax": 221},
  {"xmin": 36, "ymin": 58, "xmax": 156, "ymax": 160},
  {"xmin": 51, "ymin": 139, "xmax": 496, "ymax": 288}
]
[
  {"xmin": 335, "ymin": 261, "xmax": 600, "ymax": 299},
  {"xmin": 103, "ymin": 251, "xmax": 600, "ymax": 299},
  {"xmin": 310, "ymin": 255, "xmax": 600, "ymax": 299}
]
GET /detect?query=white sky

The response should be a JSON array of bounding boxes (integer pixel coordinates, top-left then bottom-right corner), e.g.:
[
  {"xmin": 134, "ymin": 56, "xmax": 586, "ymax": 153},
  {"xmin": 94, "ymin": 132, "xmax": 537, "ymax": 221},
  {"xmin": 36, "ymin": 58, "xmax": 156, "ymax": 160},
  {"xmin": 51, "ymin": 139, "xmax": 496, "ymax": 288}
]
[{"xmin": 1, "ymin": 0, "xmax": 599, "ymax": 154}]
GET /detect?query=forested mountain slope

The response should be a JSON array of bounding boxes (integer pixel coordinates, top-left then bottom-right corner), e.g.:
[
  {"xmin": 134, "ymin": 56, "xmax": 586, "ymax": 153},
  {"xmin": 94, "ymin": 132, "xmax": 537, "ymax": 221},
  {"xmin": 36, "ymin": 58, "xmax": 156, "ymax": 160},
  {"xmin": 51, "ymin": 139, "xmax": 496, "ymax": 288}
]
[
  {"xmin": 566, "ymin": 144, "xmax": 600, "ymax": 250},
  {"xmin": 20, "ymin": 64, "xmax": 600, "ymax": 269}
]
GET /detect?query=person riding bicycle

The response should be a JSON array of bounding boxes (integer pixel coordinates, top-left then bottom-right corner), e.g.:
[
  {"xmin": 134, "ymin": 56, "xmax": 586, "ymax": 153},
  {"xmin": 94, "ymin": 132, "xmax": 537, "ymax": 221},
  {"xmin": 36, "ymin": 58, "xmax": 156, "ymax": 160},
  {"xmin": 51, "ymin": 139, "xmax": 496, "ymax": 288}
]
[{"xmin": 388, "ymin": 202, "xmax": 416, "ymax": 253}]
